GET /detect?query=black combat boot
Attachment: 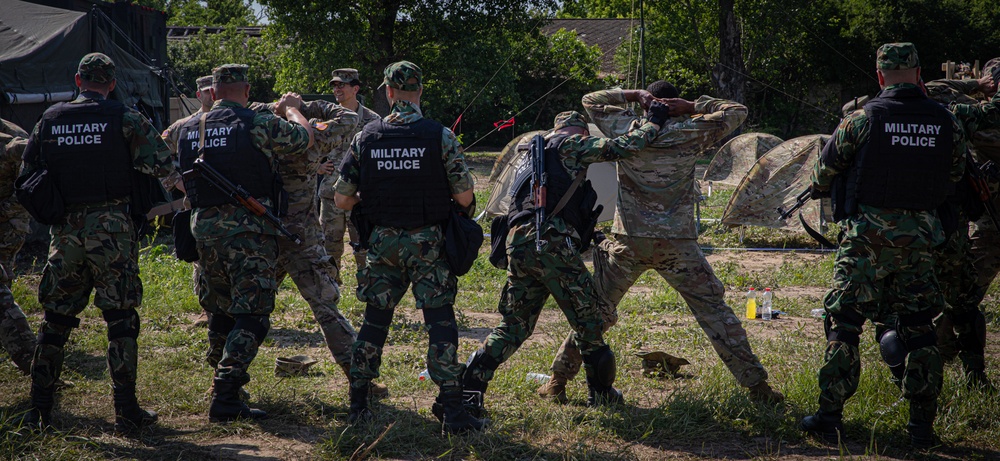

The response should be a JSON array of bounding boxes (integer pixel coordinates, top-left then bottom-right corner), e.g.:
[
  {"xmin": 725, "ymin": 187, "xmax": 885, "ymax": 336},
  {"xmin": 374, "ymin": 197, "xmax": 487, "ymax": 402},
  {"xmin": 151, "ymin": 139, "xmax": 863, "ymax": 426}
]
[
  {"xmin": 347, "ymin": 384, "xmax": 372, "ymax": 424},
  {"xmin": 907, "ymin": 420, "xmax": 940, "ymax": 449},
  {"xmin": 19, "ymin": 384, "xmax": 55, "ymax": 430},
  {"xmin": 439, "ymin": 390, "xmax": 487, "ymax": 434},
  {"xmin": 800, "ymin": 411, "xmax": 844, "ymax": 443},
  {"xmin": 112, "ymin": 383, "xmax": 158, "ymax": 432},
  {"xmin": 583, "ymin": 345, "xmax": 623, "ymax": 407},
  {"xmin": 208, "ymin": 378, "xmax": 267, "ymax": 423}
]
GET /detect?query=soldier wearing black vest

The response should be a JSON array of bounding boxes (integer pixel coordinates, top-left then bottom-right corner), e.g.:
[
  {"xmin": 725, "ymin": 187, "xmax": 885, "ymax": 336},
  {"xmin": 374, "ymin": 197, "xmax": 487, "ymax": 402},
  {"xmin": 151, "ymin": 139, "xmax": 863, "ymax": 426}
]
[
  {"xmin": 19, "ymin": 53, "xmax": 173, "ymax": 432},
  {"xmin": 802, "ymin": 43, "xmax": 968, "ymax": 448},
  {"xmin": 333, "ymin": 60, "xmax": 484, "ymax": 434},
  {"xmin": 177, "ymin": 64, "xmax": 314, "ymax": 423},
  {"xmin": 459, "ymin": 107, "xmax": 668, "ymax": 417}
]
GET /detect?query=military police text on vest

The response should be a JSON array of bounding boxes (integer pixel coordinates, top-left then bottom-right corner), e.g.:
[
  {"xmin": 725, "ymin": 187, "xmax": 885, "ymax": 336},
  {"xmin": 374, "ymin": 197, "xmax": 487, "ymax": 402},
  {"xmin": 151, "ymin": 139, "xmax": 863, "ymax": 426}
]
[
  {"xmin": 48, "ymin": 122, "xmax": 109, "ymax": 146},
  {"xmin": 370, "ymin": 146, "xmax": 427, "ymax": 170},
  {"xmin": 185, "ymin": 126, "xmax": 234, "ymax": 150},
  {"xmin": 884, "ymin": 122, "xmax": 944, "ymax": 147}
]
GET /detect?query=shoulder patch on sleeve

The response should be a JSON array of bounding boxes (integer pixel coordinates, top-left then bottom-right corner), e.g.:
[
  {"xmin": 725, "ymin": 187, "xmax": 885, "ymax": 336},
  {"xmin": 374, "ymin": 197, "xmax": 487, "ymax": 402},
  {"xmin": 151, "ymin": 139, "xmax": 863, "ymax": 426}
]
[
  {"xmin": 313, "ymin": 121, "xmax": 329, "ymax": 131},
  {"xmin": 161, "ymin": 129, "xmax": 169, "ymax": 138}
]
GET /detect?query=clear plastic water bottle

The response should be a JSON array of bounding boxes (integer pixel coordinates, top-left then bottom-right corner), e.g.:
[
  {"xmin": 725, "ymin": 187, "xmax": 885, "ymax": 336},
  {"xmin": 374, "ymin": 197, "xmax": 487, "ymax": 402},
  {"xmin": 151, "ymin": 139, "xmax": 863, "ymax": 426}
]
[
  {"xmin": 810, "ymin": 308, "xmax": 826, "ymax": 318},
  {"xmin": 418, "ymin": 369, "xmax": 430, "ymax": 381},
  {"xmin": 761, "ymin": 288, "xmax": 773, "ymax": 321},
  {"xmin": 526, "ymin": 372, "xmax": 551, "ymax": 383},
  {"xmin": 745, "ymin": 287, "xmax": 757, "ymax": 320}
]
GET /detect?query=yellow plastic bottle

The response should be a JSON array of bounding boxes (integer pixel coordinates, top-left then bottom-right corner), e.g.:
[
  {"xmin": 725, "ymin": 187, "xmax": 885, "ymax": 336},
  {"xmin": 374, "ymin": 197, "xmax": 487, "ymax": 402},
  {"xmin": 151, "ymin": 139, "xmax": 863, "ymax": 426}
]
[{"xmin": 745, "ymin": 287, "xmax": 757, "ymax": 320}]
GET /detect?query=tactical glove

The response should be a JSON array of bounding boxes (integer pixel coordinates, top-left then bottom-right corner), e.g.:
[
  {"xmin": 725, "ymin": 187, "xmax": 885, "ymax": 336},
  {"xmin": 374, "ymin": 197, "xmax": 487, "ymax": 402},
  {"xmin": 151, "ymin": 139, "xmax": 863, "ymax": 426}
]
[{"xmin": 647, "ymin": 100, "xmax": 671, "ymax": 127}]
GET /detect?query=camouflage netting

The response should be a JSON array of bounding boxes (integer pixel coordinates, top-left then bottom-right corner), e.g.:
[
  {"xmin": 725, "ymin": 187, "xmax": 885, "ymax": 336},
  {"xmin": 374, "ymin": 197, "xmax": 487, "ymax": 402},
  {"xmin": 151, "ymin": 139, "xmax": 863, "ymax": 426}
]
[
  {"xmin": 720, "ymin": 134, "xmax": 832, "ymax": 231},
  {"xmin": 702, "ymin": 133, "xmax": 783, "ymax": 186}
]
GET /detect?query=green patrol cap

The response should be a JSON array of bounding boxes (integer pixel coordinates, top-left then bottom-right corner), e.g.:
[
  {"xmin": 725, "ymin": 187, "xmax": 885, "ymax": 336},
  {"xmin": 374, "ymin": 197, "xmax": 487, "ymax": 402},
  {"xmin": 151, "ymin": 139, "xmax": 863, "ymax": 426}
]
[
  {"xmin": 213, "ymin": 64, "xmax": 250, "ymax": 84},
  {"xmin": 877, "ymin": 43, "xmax": 920, "ymax": 70},
  {"xmin": 78, "ymin": 52, "xmax": 115, "ymax": 84},
  {"xmin": 330, "ymin": 68, "xmax": 361, "ymax": 86},
  {"xmin": 383, "ymin": 60, "xmax": 422, "ymax": 91},
  {"xmin": 553, "ymin": 111, "xmax": 588, "ymax": 130},
  {"xmin": 196, "ymin": 75, "xmax": 214, "ymax": 90}
]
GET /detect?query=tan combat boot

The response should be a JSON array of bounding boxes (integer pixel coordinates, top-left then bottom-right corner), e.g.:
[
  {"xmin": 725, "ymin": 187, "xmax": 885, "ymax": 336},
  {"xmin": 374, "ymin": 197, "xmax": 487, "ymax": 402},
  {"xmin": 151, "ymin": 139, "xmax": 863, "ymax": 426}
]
[
  {"xmin": 535, "ymin": 372, "xmax": 569, "ymax": 404},
  {"xmin": 339, "ymin": 362, "xmax": 388, "ymax": 398},
  {"xmin": 748, "ymin": 380, "xmax": 784, "ymax": 404}
]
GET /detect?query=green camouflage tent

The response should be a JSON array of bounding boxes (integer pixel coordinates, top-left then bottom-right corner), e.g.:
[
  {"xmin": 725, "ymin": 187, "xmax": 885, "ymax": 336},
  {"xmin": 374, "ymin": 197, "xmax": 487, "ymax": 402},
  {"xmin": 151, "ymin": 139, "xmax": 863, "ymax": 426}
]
[{"xmin": 702, "ymin": 132, "xmax": 783, "ymax": 186}]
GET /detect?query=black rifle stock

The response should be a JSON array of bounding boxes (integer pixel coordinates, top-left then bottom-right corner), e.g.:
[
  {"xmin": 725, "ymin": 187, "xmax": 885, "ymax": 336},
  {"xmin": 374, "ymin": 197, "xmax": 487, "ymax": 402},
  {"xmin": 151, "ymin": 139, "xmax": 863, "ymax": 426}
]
[
  {"xmin": 191, "ymin": 158, "xmax": 302, "ymax": 244},
  {"xmin": 530, "ymin": 134, "xmax": 547, "ymax": 251}
]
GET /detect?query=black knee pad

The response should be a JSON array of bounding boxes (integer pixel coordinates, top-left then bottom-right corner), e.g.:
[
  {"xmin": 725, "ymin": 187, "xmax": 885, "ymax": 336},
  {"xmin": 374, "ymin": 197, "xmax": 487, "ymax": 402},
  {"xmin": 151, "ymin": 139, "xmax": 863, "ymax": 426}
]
[
  {"xmin": 463, "ymin": 348, "xmax": 499, "ymax": 392},
  {"xmin": 877, "ymin": 329, "xmax": 906, "ymax": 381},
  {"xmin": 103, "ymin": 308, "xmax": 140, "ymax": 341},
  {"xmin": 357, "ymin": 304, "xmax": 394, "ymax": 345},
  {"xmin": 952, "ymin": 309, "xmax": 987, "ymax": 352},
  {"xmin": 38, "ymin": 311, "xmax": 80, "ymax": 347},
  {"xmin": 208, "ymin": 313, "xmax": 236, "ymax": 336},
  {"xmin": 423, "ymin": 306, "xmax": 458, "ymax": 345},
  {"xmin": 583, "ymin": 345, "xmax": 617, "ymax": 389},
  {"xmin": 44, "ymin": 311, "xmax": 81, "ymax": 328},
  {"xmin": 233, "ymin": 314, "xmax": 270, "ymax": 341}
]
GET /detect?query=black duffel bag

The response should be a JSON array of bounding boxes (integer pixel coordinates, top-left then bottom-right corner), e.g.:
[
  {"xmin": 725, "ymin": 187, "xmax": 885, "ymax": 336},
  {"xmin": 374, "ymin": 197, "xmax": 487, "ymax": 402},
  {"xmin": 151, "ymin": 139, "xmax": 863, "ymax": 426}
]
[
  {"xmin": 444, "ymin": 204, "xmax": 484, "ymax": 276},
  {"xmin": 14, "ymin": 168, "xmax": 65, "ymax": 225},
  {"xmin": 172, "ymin": 209, "xmax": 200, "ymax": 262}
]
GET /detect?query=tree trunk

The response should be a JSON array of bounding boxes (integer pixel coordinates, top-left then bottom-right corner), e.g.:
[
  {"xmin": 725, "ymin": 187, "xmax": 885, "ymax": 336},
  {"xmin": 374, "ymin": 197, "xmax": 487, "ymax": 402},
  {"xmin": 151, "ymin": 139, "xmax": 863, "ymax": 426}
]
[{"xmin": 713, "ymin": 0, "xmax": 745, "ymax": 104}]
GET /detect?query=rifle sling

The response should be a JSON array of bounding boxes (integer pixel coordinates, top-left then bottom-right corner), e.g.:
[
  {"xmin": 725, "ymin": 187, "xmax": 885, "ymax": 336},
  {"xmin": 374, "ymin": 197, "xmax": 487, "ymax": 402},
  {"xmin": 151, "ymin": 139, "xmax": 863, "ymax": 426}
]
[
  {"xmin": 549, "ymin": 170, "xmax": 587, "ymax": 217},
  {"xmin": 798, "ymin": 212, "xmax": 836, "ymax": 249}
]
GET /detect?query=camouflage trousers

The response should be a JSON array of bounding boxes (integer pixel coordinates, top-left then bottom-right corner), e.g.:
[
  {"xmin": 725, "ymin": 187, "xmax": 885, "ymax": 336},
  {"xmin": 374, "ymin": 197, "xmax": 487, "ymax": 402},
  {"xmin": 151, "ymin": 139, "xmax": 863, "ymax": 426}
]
[
  {"xmin": 550, "ymin": 234, "xmax": 767, "ymax": 387},
  {"xmin": 969, "ymin": 212, "xmax": 1000, "ymax": 309},
  {"xmin": 819, "ymin": 235, "xmax": 943, "ymax": 423},
  {"xmin": 33, "ymin": 209, "xmax": 143, "ymax": 391},
  {"xmin": 198, "ymin": 233, "xmax": 277, "ymax": 384},
  {"xmin": 318, "ymin": 196, "xmax": 367, "ymax": 285},
  {"xmin": 350, "ymin": 225, "xmax": 463, "ymax": 393},
  {"xmin": 468, "ymin": 228, "xmax": 606, "ymax": 385},
  {"xmin": 934, "ymin": 222, "xmax": 986, "ymax": 373},
  {"xmin": 0, "ymin": 264, "xmax": 35, "ymax": 374},
  {"xmin": 274, "ymin": 207, "xmax": 356, "ymax": 367}
]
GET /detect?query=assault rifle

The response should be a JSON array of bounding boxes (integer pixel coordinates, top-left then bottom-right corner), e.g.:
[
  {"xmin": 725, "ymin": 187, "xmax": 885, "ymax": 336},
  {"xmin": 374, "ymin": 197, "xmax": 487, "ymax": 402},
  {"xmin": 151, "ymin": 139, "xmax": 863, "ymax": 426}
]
[
  {"xmin": 529, "ymin": 134, "xmax": 547, "ymax": 251},
  {"xmin": 965, "ymin": 152, "xmax": 1000, "ymax": 230},
  {"xmin": 776, "ymin": 187, "xmax": 813, "ymax": 221},
  {"xmin": 189, "ymin": 158, "xmax": 302, "ymax": 244}
]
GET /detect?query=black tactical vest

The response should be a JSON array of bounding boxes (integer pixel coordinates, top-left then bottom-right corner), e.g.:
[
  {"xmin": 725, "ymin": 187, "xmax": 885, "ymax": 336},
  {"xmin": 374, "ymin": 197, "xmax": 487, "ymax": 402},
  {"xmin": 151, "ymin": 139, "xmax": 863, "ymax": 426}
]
[
  {"xmin": 177, "ymin": 107, "xmax": 274, "ymax": 208},
  {"xmin": 508, "ymin": 134, "xmax": 597, "ymax": 234},
  {"xmin": 39, "ymin": 99, "xmax": 130, "ymax": 205},
  {"xmin": 847, "ymin": 86, "xmax": 954, "ymax": 211},
  {"xmin": 357, "ymin": 118, "xmax": 450, "ymax": 229}
]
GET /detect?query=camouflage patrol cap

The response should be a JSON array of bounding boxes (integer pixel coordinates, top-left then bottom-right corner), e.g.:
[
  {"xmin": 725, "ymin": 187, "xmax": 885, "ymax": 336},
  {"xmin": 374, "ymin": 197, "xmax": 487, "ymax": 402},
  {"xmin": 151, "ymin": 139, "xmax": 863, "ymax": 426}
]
[
  {"xmin": 330, "ymin": 68, "xmax": 361, "ymax": 86},
  {"xmin": 196, "ymin": 75, "xmax": 214, "ymax": 90},
  {"xmin": 213, "ymin": 64, "xmax": 250, "ymax": 84},
  {"xmin": 983, "ymin": 57, "xmax": 1000, "ymax": 82},
  {"xmin": 876, "ymin": 42, "xmax": 920, "ymax": 70},
  {"xmin": 553, "ymin": 111, "xmax": 589, "ymax": 130},
  {"xmin": 78, "ymin": 52, "xmax": 115, "ymax": 84},
  {"xmin": 383, "ymin": 60, "xmax": 422, "ymax": 91}
]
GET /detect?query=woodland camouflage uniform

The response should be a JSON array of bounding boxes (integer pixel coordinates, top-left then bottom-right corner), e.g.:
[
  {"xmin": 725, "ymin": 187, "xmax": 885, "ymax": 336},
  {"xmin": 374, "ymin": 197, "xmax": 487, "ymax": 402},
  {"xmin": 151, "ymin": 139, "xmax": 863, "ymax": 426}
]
[
  {"xmin": 0, "ymin": 120, "xmax": 34, "ymax": 374},
  {"xmin": 804, "ymin": 43, "xmax": 968, "ymax": 446},
  {"xmin": 576, "ymin": 89, "xmax": 780, "ymax": 400}
]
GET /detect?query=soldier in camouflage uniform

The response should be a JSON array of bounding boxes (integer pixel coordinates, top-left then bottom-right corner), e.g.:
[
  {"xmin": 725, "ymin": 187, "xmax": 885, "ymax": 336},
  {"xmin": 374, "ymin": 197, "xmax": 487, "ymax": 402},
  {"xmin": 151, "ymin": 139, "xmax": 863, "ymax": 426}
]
[
  {"xmin": 250, "ymin": 97, "xmax": 387, "ymax": 396},
  {"xmin": 548, "ymin": 81, "xmax": 783, "ymax": 404},
  {"xmin": 319, "ymin": 69, "xmax": 381, "ymax": 284},
  {"xmin": 161, "ymin": 75, "xmax": 215, "ymax": 328},
  {"xmin": 801, "ymin": 43, "xmax": 967, "ymax": 448},
  {"xmin": 0, "ymin": 120, "xmax": 35, "ymax": 375},
  {"xmin": 924, "ymin": 65, "xmax": 1000, "ymax": 391},
  {"xmin": 177, "ymin": 64, "xmax": 313, "ymax": 422},
  {"xmin": 462, "ymin": 108, "xmax": 668, "ymax": 414},
  {"xmin": 20, "ymin": 53, "xmax": 173, "ymax": 431},
  {"xmin": 334, "ymin": 60, "xmax": 484, "ymax": 434}
]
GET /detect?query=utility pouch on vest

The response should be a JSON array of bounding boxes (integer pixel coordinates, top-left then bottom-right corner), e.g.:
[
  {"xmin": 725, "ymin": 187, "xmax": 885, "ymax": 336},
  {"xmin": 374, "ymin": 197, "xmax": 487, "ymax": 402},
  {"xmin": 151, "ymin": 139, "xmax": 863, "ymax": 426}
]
[
  {"xmin": 350, "ymin": 202, "xmax": 374, "ymax": 251},
  {"xmin": 15, "ymin": 167, "xmax": 65, "ymax": 225},
  {"xmin": 273, "ymin": 174, "xmax": 289, "ymax": 218},
  {"xmin": 488, "ymin": 214, "xmax": 510, "ymax": 269},
  {"xmin": 172, "ymin": 209, "xmax": 199, "ymax": 262},
  {"xmin": 444, "ymin": 204, "xmax": 484, "ymax": 276}
]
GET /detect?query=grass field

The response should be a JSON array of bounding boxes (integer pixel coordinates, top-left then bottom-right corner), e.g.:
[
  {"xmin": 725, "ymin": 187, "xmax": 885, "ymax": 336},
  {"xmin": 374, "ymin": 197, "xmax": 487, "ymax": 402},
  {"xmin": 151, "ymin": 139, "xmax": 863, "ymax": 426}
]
[{"xmin": 1, "ymin": 152, "xmax": 999, "ymax": 460}]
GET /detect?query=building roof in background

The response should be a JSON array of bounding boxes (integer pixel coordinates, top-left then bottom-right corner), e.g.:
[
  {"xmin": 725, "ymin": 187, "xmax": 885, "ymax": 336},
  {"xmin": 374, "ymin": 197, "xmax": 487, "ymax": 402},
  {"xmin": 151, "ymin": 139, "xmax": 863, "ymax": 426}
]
[{"xmin": 541, "ymin": 18, "xmax": 635, "ymax": 76}]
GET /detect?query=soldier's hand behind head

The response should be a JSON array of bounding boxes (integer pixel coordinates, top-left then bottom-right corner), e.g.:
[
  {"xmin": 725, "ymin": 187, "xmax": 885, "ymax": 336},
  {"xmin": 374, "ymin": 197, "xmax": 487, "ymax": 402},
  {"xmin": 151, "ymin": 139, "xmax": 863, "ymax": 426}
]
[{"xmin": 647, "ymin": 100, "xmax": 671, "ymax": 127}]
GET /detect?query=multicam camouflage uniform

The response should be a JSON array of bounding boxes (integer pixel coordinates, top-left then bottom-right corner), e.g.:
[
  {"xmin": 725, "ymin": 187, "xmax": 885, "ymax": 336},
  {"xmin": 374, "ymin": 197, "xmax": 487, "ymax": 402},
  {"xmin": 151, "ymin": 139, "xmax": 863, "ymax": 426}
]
[
  {"xmin": 0, "ymin": 120, "xmax": 35, "ymax": 374},
  {"xmin": 187, "ymin": 95, "xmax": 310, "ymax": 388},
  {"xmin": 925, "ymin": 78, "xmax": 1000, "ymax": 385},
  {"xmin": 319, "ymin": 102, "xmax": 379, "ymax": 284},
  {"xmin": 242, "ymin": 99, "xmax": 361, "ymax": 372},
  {"xmin": 805, "ymin": 44, "xmax": 967, "ymax": 440},
  {"xmin": 336, "ymin": 97, "xmax": 473, "ymax": 394},
  {"xmin": 577, "ymin": 89, "xmax": 776, "ymax": 394},
  {"xmin": 21, "ymin": 53, "xmax": 173, "ymax": 428},
  {"xmin": 464, "ymin": 111, "xmax": 662, "ymax": 403}
]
